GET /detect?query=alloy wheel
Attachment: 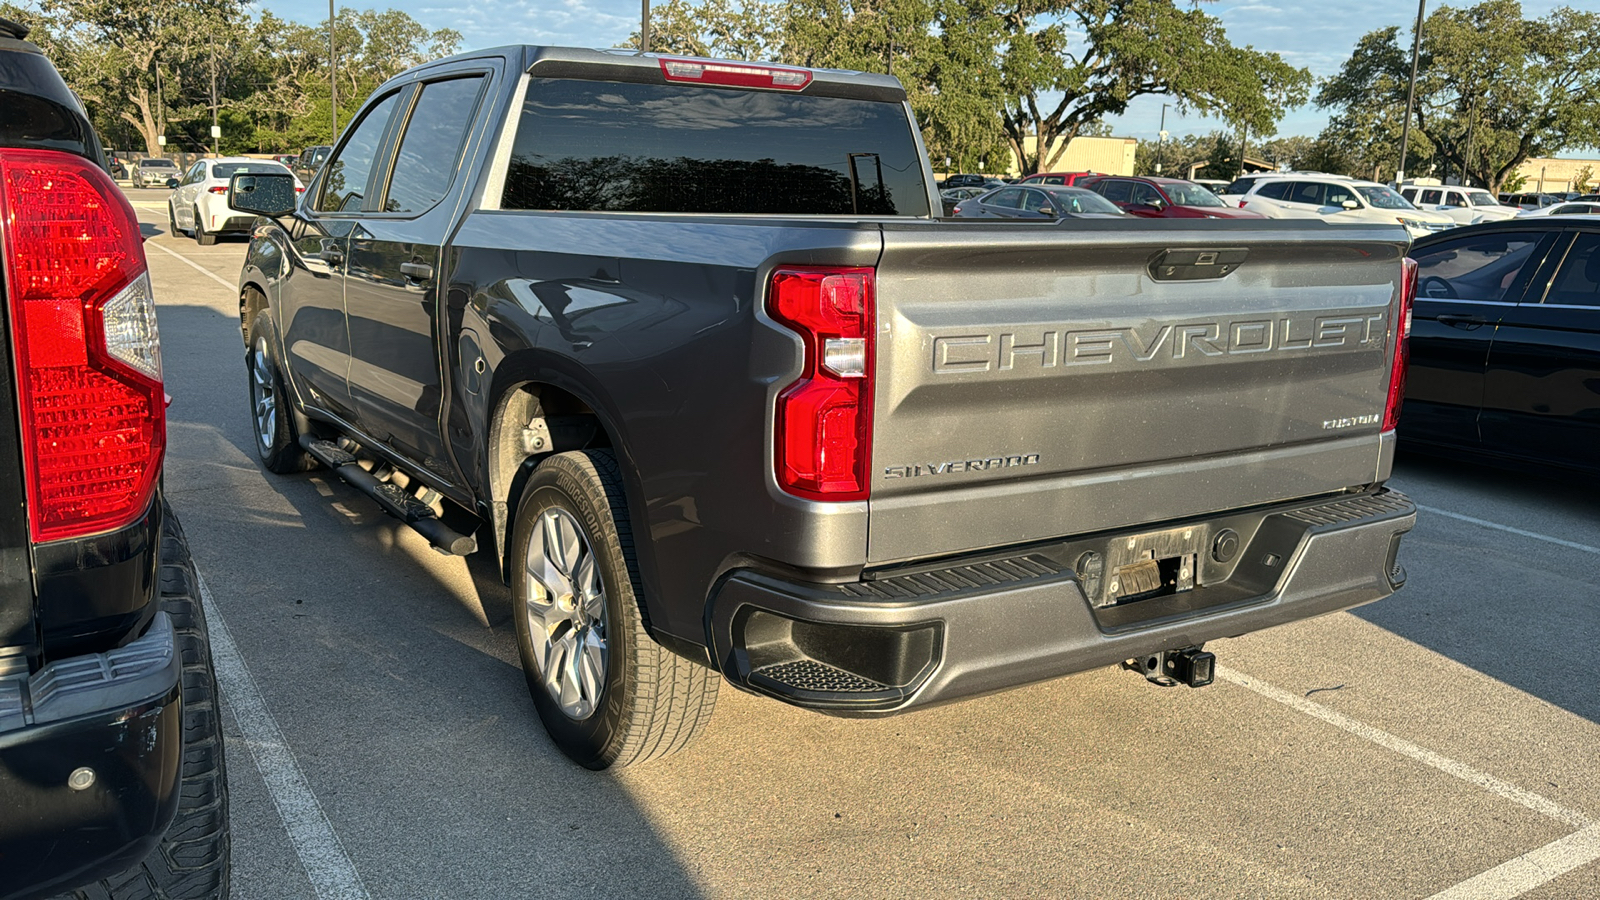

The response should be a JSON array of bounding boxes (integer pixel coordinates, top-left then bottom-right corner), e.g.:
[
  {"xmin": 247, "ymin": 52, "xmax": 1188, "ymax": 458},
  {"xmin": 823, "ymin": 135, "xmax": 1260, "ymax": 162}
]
[{"xmin": 523, "ymin": 507, "xmax": 609, "ymax": 720}]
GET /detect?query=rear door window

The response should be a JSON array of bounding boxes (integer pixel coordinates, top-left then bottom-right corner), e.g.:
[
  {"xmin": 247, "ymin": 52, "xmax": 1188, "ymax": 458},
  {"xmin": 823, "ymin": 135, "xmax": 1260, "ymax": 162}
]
[
  {"xmin": 1542, "ymin": 233, "xmax": 1600, "ymax": 306},
  {"xmin": 1095, "ymin": 180, "xmax": 1133, "ymax": 203},
  {"xmin": 382, "ymin": 76, "xmax": 486, "ymax": 213},
  {"xmin": 987, "ymin": 188, "xmax": 1024, "ymax": 209},
  {"xmin": 502, "ymin": 78, "xmax": 929, "ymax": 215},
  {"xmin": 1254, "ymin": 181, "xmax": 1291, "ymax": 200}
]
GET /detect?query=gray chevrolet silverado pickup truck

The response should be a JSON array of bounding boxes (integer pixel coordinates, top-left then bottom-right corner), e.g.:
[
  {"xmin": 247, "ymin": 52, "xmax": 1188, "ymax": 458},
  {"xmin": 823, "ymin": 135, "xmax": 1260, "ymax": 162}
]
[{"xmin": 227, "ymin": 46, "xmax": 1416, "ymax": 769}]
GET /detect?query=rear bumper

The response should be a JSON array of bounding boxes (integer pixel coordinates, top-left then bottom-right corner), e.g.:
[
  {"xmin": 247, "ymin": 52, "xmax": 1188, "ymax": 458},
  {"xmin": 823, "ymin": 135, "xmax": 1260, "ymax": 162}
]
[
  {"xmin": 708, "ymin": 489, "xmax": 1414, "ymax": 715},
  {"xmin": 0, "ymin": 613, "xmax": 182, "ymax": 900}
]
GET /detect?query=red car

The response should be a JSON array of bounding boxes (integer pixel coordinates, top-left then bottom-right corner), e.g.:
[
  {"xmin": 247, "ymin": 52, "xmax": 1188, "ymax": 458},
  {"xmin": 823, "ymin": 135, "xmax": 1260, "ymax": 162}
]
[
  {"xmin": 1079, "ymin": 175, "xmax": 1267, "ymax": 219},
  {"xmin": 1019, "ymin": 171, "xmax": 1099, "ymax": 187}
]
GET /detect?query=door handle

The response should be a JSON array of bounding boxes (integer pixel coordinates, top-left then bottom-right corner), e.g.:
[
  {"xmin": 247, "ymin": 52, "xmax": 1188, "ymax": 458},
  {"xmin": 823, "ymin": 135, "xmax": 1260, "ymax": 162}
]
[
  {"xmin": 400, "ymin": 261, "xmax": 433, "ymax": 281},
  {"xmin": 1438, "ymin": 314, "xmax": 1488, "ymax": 330}
]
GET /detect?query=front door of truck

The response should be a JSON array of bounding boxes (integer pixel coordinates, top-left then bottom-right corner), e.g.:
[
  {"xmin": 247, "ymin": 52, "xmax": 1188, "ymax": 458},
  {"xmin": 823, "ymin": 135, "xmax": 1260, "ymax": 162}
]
[
  {"xmin": 344, "ymin": 74, "xmax": 488, "ymax": 483},
  {"xmin": 276, "ymin": 89, "xmax": 403, "ymax": 423}
]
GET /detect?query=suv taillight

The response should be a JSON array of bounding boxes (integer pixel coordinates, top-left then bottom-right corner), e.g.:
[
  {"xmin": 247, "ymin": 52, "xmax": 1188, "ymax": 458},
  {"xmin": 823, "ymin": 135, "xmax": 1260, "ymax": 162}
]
[
  {"xmin": 1382, "ymin": 257, "xmax": 1417, "ymax": 433},
  {"xmin": 768, "ymin": 267, "xmax": 874, "ymax": 501},
  {"xmin": 0, "ymin": 149, "xmax": 165, "ymax": 542}
]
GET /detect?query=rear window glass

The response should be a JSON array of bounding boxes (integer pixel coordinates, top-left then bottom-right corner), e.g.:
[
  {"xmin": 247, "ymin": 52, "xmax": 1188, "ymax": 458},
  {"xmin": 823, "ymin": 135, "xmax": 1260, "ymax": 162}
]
[
  {"xmin": 502, "ymin": 78, "xmax": 929, "ymax": 216},
  {"xmin": 212, "ymin": 162, "xmax": 290, "ymax": 180},
  {"xmin": 139, "ymin": 159, "xmax": 177, "ymax": 169}
]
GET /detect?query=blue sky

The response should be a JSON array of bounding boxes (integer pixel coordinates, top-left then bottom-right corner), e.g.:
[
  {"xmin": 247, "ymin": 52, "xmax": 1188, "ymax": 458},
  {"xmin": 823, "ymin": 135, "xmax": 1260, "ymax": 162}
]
[{"xmin": 258, "ymin": 0, "xmax": 1578, "ymax": 143}]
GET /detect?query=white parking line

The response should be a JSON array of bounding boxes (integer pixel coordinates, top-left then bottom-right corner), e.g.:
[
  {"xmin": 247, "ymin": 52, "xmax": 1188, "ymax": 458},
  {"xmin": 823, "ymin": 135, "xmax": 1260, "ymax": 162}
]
[
  {"xmin": 1425, "ymin": 823, "xmax": 1600, "ymax": 900},
  {"xmin": 1416, "ymin": 503, "xmax": 1600, "ymax": 555},
  {"xmin": 1219, "ymin": 666, "xmax": 1597, "ymax": 898},
  {"xmin": 1216, "ymin": 667, "xmax": 1592, "ymax": 829},
  {"xmin": 144, "ymin": 237, "xmax": 238, "ymax": 293},
  {"xmin": 198, "ymin": 571, "xmax": 373, "ymax": 900}
]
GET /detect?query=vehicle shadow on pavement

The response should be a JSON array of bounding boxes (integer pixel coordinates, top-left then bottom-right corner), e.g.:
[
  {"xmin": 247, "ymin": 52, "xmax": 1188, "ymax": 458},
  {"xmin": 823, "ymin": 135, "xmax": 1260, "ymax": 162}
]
[
  {"xmin": 153, "ymin": 303, "xmax": 710, "ymax": 899},
  {"xmin": 1361, "ymin": 451, "xmax": 1600, "ymax": 724}
]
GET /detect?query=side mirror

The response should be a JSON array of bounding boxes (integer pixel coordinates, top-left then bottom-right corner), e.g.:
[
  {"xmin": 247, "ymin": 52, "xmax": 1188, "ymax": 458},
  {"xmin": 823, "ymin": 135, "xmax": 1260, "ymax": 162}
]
[
  {"xmin": 1038, "ymin": 206, "xmax": 1055, "ymax": 217},
  {"xmin": 1341, "ymin": 199, "xmax": 1360, "ymax": 210},
  {"xmin": 229, "ymin": 172, "xmax": 297, "ymax": 217},
  {"xmin": 164, "ymin": 176, "xmax": 179, "ymax": 189}
]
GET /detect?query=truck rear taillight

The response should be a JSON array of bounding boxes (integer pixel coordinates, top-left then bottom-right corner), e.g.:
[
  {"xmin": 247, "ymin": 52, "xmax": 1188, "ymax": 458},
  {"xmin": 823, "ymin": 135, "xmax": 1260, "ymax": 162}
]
[
  {"xmin": 0, "ymin": 148, "xmax": 165, "ymax": 542},
  {"xmin": 659, "ymin": 58, "xmax": 813, "ymax": 91},
  {"xmin": 1382, "ymin": 257, "xmax": 1417, "ymax": 433},
  {"xmin": 768, "ymin": 267, "xmax": 874, "ymax": 501}
]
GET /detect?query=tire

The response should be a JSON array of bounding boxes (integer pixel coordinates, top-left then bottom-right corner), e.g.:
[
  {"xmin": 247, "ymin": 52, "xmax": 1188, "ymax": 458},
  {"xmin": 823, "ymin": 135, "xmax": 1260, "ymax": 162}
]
[
  {"xmin": 245, "ymin": 310, "xmax": 314, "ymax": 473},
  {"xmin": 62, "ymin": 505, "xmax": 231, "ymax": 899},
  {"xmin": 511, "ymin": 449, "xmax": 717, "ymax": 770},
  {"xmin": 167, "ymin": 201, "xmax": 178, "ymax": 236},
  {"xmin": 194, "ymin": 207, "xmax": 216, "ymax": 246}
]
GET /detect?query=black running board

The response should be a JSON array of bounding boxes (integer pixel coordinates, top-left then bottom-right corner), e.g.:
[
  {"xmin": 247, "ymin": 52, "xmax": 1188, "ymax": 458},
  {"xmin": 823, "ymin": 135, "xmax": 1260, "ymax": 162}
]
[{"xmin": 299, "ymin": 435, "xmax": 477, "ymax": 556}]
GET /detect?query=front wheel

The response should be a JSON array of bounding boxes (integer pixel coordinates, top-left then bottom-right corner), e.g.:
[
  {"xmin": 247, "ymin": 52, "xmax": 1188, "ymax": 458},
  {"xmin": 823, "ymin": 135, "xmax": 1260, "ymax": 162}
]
[
  {"xmin": 511, "ymin": 450, "xmax": 717, "ymax": 770},
  {"xmin": 245, "ymin": 310, "xmax": 313, "ymax": 473}
]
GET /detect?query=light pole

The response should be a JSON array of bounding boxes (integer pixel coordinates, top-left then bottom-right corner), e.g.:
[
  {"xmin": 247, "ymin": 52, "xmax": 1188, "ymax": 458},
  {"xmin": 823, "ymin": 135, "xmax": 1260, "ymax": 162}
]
[
  {"xmin": 329, "ymin": 0, "xmax": 338, "ymax": 141},
  {"xmin": 1156, "ymin": 103, "xmax": 1169, "ymax": 175},
  {"xmin": 1396, "ymin": 0, "xmax": 1425, "ymax": 184},
  {"xmin": 641, "ymin": 0, "xmax": 650, "ymax": 52}
]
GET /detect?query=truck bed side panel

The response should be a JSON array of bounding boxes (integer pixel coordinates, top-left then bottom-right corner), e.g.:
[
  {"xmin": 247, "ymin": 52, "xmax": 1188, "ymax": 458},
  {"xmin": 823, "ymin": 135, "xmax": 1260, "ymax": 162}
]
[{"xmin": 448, "ymin": 211, "xmax": 882, "ymax": 642}]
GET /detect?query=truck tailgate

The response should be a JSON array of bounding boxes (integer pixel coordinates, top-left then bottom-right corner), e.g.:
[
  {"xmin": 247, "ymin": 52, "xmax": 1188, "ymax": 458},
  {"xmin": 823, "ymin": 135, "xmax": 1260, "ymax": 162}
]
[{"xmin": 868, "ymin": 220, "xmax": 1407, "ymax": 565}]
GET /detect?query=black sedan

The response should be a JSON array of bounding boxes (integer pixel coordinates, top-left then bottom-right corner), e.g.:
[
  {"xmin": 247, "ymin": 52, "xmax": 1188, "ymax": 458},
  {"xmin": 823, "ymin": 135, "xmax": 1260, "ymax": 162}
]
[
  {"xmin": 952, "ymin": 184, "xmax": 1126, "ymax": 219},
  {"xmin": 1403, "ymin": 217, "xmax": 1600, "ymax": 473}
]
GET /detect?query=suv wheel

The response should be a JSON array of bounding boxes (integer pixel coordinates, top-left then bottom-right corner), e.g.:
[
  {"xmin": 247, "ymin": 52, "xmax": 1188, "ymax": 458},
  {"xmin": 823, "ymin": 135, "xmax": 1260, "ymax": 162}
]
[
  {"xmin": 511, "ymin": 450, "xmax": 718, "ymax": 769},
  {"xmin": 61, "ymin": 506, "xmax": 231, "ymax": 899}
]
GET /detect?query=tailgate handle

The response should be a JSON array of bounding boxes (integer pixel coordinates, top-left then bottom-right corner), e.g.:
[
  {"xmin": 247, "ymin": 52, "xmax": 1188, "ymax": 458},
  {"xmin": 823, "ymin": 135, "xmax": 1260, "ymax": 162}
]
[{"xmin": 1438, "ymin": 314, "xmax": 1488, "ymax": 330}]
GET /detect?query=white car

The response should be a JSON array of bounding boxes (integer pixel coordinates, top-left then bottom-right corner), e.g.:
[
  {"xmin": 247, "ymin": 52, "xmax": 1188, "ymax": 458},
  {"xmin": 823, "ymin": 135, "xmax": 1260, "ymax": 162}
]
[
  {"xmin": 1398, "ymin": 185, "xmax": 1519, "ymax": 225},
  {"xmin": 1235, "ymin": 175, "xmax": 1456, "ymax": 239},
  {"xmin": 168, "ymin": 157, "xmax": 304, "ymax": 245},
  {"xmin": 1515, "ymin": 201, "xmax": 1600, "ymax": 218}
]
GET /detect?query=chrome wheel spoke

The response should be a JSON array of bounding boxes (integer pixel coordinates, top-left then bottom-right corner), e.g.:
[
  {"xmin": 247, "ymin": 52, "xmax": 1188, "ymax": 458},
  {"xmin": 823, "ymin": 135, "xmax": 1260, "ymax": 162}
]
[{"xmin": 523, "ymin": 505, "xmax": 611, "ymax": 720}]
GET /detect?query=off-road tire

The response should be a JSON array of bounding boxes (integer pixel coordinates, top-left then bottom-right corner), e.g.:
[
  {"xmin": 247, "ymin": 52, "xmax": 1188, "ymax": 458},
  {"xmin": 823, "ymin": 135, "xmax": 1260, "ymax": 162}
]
[
  {"xmin": 193, "ymin": 207, "xmax": 216, "ymax": 246},
  {"xmin": 245, "ymin": 310, "xmax": 314, "ymax": 473},
  {"xmin": 64, "ymin": 505, "xmax": 231, "ymax": 899},
  {"xmin": 511, "ymin": 450, "xmax": 718, "ymax": 770}
]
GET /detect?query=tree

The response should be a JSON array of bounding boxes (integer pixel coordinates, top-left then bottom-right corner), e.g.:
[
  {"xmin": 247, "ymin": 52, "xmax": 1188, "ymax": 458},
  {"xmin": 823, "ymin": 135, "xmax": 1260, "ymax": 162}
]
[
  {"xmin": 988, "ymin": 0, "xmax": 1311, "ymax": 175},
  {"xmin": 1318, "ymin": 1, "xmax": 1600, "ymax": 193}
]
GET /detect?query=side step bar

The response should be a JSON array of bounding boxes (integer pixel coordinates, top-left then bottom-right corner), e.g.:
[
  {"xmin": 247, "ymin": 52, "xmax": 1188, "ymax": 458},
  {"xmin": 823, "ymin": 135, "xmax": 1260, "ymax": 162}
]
[{"xmin": 299, "ymin": 435, "xmax": 477, "ymax": 556}]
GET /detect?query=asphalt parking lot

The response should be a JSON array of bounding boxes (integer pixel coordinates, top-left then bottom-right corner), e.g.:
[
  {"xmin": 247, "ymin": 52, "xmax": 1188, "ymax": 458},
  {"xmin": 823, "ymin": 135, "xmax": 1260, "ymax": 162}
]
[{"xmin": 123, "ymin": 185, "xmax": 1599, "ymax": 899}]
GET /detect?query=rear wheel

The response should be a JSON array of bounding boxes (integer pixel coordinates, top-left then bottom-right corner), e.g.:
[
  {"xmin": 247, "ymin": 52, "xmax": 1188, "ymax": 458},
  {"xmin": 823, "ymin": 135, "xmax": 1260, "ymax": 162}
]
[
  {"xmin": 245, "ymin": 310, "xmax": 313, "ymax": 473},
  {"xmin": 194, "ymin": 207, "xmax": 216, "ymax": 246},
  {"xmin": 511, "ymin": 450, "xmax": 717, "ymax": 769},
  {"xmin": 62, "ymin": 506, "xmax": 231, "ymax": 899}
]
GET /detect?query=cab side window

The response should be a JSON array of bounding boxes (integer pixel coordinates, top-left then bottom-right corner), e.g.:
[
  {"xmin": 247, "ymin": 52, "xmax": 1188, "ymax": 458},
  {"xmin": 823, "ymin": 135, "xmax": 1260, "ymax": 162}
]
[
  {"xmin": 1421, "ymin": 189, "xmax": 1444, "ymax": 205},
  {"xmin": 1323, "ymin": 183, "xmax": 1357, "ymax": 207},
  {"xmin": 317, "ymin": 91, "xmax": 401, "ymax": 213}
]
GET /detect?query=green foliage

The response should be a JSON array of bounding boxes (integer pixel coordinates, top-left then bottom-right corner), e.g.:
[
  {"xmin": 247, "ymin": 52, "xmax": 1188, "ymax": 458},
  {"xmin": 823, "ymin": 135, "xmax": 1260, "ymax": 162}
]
[
  {"xmin": 1573, "ymin": 165, "xmax": 1594, "ymax": 194},
  {"xmin": 4, "ymin": 0, "xmax": 457, "ymax": 154},
  {"xmin": 1317, "ymin": 1, "xmax": 1600, "ymax": 193}
]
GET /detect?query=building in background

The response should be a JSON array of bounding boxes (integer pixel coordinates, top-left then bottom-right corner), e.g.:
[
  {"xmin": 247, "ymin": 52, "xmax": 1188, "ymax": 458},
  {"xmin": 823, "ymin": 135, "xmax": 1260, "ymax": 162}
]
[
  {"xmin": 1511, "ymin": 157, "xmax": 1600, "ymax": 194},
  {"xmin": 1010, "ymin": 136, "xmax": 1137, "ymax": 177}
]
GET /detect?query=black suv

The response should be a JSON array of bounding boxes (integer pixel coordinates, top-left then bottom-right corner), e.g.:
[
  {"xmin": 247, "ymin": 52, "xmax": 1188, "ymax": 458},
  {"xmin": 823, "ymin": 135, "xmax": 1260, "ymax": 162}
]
[{"xmin": 0, "ymin": 17, "xmax": 228, "ymax": 900}]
